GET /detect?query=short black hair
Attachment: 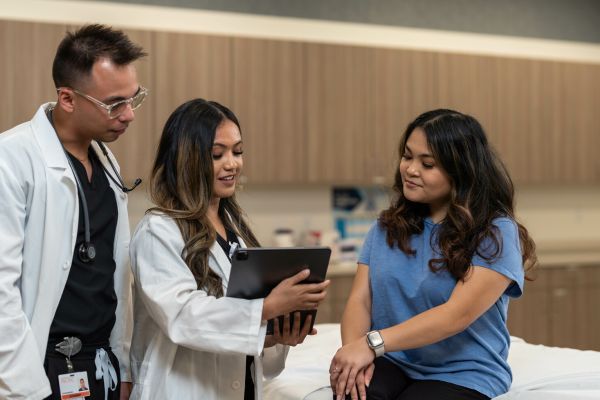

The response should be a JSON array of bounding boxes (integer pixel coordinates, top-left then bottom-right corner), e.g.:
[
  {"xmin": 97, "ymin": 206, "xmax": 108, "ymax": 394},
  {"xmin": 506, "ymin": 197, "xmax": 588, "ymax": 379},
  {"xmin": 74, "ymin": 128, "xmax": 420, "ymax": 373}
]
[{"xmin": 52, "ymin": 24, "xmax": 147, "ymax": 88}]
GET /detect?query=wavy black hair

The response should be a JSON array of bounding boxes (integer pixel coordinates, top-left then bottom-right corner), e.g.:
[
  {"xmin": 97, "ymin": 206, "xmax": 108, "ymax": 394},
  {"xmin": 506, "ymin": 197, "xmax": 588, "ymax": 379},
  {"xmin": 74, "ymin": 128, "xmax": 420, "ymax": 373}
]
[{"xmin": 379, "ymin": 109, "xmax": 537, "ymax": 281}]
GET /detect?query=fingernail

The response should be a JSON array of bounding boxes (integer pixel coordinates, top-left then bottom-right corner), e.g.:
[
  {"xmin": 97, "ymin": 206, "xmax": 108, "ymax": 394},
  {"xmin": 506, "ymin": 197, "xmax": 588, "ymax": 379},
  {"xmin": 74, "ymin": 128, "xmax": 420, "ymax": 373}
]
[{"xmin": 365, "ymin": 379, "xmax": 370, "ymax": 387}]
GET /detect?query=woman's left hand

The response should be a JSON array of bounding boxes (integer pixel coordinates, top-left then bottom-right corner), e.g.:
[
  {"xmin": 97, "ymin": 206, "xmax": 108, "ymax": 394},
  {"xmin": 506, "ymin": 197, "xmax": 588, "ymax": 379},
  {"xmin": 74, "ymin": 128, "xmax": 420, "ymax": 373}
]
[
  {"xmin": 329, "ymin": 336, "xmax": 375, "ymax": 399},
  {"xmin": 264, "ymin": 312, "xmax": 315, "ymax": 348}
]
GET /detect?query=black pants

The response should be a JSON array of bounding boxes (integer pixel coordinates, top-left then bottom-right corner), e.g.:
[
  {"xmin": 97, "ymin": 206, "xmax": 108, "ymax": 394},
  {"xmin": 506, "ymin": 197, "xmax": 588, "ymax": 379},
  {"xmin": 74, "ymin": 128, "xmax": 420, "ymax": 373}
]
[
  {"xmin": 336, "ymin": 357, "xmax": 489, "ymax": 400},
  {"xmin": 44, "ymin": 347, "xmax": 121, "ymax": 400}
]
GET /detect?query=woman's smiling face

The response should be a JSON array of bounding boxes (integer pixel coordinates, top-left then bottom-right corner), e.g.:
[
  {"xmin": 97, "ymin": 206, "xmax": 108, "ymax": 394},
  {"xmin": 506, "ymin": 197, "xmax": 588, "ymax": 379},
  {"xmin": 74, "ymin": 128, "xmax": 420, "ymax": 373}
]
[
  {"xmin": 212, "ymin": 119, "xmax": 243, "ymax": 200},
  {"xmin": 399, "ymin": 128, "xmax": 452, "ymax": 221}
]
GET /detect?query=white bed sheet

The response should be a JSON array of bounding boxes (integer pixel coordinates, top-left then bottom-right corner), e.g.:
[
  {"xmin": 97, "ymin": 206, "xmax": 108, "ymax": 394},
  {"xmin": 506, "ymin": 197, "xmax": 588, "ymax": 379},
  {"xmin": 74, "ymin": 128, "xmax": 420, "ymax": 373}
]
[{"xmin": 263, "ymin": 324, "xmax": 600, "ymax": 400}]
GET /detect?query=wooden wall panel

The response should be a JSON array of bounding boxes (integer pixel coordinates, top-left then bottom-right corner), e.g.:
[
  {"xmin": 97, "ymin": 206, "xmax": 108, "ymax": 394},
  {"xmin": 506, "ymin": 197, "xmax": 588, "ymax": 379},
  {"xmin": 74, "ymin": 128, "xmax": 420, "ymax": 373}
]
[
  {"xmin": 507, "ymin": 269, "xmax": 553, "ymax": 346},
  {"xmin": 0, "ymin": 21, "xmax": 67, "ymax": 132},
  {"xmin": 2, "ymin": 19, "xmax": 600, "ymax": 185},
  {"xmin": 305, "ymin": 43, "xmax": 374, "ymax": 184},
  {"xmin": 105, "ymin": 28, "xmax": 154, "ymax": 183},
  {"xmin": 509, "ymin": 266, "xmax": 600, "ymax": 351},
  {"xmin": 371, "ymin": 49, "xmax": 409, "ymax": 182},
  {"xmin": 232, "ymin": 38, "xmax": 306, "ymax": 183},
  {"xmin": 570, "ymin": 266, "xmax": 600, "ymax": 350},
  {"xmin": 146, "ymin": 31, "xmax": 233, "ymax": 186},
  {"xmin": 316, "ymin": 274, "xmax": 354, "ymax": 324},
  {"xmin": 371, "ymin": 49, "xmax": 443, "ymax": 183},
  {"xmin": 548, "ymin": 266, "xmax": 580, "ymax": 348},
  {"xmin": 436, "ymin": 53, "xmax": 499, "ymax": 140},
  {"xmin": 153, "ymin": 31, "xmax": 233, "ymax": 141},
  {"xmin": 562, "ymin": 64, "xmax": 600, "ymax": 183},
  {"xmin": 495, "ymin": 58, "xmax": 537, "ymax": 183}
]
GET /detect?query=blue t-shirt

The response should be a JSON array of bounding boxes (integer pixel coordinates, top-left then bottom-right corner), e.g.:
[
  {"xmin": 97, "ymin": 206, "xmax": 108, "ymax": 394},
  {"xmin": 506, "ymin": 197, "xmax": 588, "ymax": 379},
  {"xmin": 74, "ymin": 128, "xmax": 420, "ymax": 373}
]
[{"xmin": 359, "ymin": 217, "xmax": 524, "ymax": 398}]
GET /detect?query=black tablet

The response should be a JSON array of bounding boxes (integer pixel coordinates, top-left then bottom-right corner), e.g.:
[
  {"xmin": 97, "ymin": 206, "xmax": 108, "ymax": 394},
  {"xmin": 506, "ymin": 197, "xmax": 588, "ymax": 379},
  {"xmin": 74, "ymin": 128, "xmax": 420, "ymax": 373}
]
[{"xmin": 226, "ymin": 247, "xmax": 331, "ymax": 335}]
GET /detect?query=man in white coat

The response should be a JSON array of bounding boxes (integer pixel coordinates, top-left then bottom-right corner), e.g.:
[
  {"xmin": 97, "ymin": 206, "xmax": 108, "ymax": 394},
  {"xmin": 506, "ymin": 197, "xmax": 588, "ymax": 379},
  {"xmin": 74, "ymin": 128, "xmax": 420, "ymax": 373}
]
[{"xmin": 0, "ymin": 24, "xmax": 147, "ymax": 400}]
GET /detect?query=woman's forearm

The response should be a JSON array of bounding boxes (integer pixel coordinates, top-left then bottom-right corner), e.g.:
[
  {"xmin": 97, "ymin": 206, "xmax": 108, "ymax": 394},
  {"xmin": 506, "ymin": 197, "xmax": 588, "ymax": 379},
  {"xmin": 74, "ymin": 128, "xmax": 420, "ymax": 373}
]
[
  {"xmin": 379, "ymin": 302, "xmax": 468, "ymax": 352},
  {"xmin": 379, "ymin": 266, "xmax": 511, "ymax": 353},
  {"xmin": 340, "ymin": 264, "xmax": 372, "ymax": 345},
  {"xmin": 340, "ymin": 297, "xmax": 371, "ymax": 345}
]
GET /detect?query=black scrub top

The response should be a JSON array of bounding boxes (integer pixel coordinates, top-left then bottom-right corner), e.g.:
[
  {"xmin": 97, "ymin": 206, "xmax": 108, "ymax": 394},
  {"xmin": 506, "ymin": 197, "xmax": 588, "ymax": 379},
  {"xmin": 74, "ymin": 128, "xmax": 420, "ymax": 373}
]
[
  {"xmin": 216, "ymin": 228, "xmax": 255, "ymax": 400},
  {"xmin": 49, "ymin": 147, "xmax": 118, "ymax": 346}
]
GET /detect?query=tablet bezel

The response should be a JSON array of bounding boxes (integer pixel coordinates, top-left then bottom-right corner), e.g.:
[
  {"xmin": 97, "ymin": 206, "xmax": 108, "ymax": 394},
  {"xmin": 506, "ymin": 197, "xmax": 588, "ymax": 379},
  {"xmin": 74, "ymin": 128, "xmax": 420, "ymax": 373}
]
[
  {"xmin": 226, "ymin": 246, "xmax": 331, "ymax": 334},
  {"xmin": 226, "ymin": 246, "xmax": 331, "ymax": 299}
]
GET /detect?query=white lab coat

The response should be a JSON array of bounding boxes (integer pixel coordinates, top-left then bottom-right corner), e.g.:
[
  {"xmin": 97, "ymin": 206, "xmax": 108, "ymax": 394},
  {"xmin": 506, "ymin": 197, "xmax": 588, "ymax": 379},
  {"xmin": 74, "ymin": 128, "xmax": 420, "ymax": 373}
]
[
  {"xmin": 0, "ymin": 104, "xmax": 133, "ymax": 400},
  {"xmin": 129, "ymin": 213, "xmax": 288, "ymax": 400}
]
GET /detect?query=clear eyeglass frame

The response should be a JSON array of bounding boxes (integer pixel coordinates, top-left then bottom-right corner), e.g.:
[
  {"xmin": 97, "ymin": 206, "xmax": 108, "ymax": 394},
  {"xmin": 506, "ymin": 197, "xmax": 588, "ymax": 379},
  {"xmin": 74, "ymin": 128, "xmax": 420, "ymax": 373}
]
[{"xmin": 67, "ymin": 86, "xmax": 148, "ymax": 119}]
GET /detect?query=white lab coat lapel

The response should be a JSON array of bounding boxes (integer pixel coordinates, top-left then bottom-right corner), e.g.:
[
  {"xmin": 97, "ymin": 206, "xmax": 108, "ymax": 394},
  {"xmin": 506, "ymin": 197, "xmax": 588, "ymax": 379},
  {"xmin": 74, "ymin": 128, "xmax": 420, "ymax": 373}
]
[
  {"xmin": 208, "ymin": 231, "xmax": 247, "ymax": 292},
  {"xmin": 209, "ymin": 241, "xmax": 231, "ymax": 288},
  {"xmin": 31, "ymin": 103, "xmax": 79, "ymax": 246},
  {"xmin": 31, "ymin": 103, "xmax": 72, "ymax": 171},
  {"xmin": 27, "ymin": 105, "xmax": 80, "ymax": 343}
]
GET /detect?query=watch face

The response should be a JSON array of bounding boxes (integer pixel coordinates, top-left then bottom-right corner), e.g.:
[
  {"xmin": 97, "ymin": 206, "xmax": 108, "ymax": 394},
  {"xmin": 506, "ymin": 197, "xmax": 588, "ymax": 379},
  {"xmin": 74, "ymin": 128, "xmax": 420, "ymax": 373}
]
[{"xmin": 368, "ymin": 332, "xmax": 383, "ymax": 347}]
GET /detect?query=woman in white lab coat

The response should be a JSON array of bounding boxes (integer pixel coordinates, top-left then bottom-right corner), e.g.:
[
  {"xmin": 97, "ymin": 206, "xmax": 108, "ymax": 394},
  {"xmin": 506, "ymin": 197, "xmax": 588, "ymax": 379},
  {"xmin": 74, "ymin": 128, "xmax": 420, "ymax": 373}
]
[{"xmin": 129, "ymin": 99, "xmax": 330, "ymax": 400}]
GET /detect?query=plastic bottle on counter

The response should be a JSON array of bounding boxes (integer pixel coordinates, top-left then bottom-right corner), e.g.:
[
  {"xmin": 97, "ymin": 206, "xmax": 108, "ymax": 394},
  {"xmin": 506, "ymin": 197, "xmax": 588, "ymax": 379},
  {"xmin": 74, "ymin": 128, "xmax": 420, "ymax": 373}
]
[
  {"xmin": 337, "ymin": 238, "xmax": 361, "ymax": 262},
  {"xmin": 305, "ymin": 230, "xmax": 322, "ymax": 246},
  {"xmin": 273, "ymin": 228, "xmax": 295, "ymax": 247}
]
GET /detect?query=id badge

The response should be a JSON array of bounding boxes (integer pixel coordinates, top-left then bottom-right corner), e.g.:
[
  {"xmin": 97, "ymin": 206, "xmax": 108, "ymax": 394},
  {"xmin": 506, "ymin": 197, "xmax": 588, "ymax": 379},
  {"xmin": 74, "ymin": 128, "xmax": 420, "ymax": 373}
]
[{"xmin": 58, "ymin": 371, "xmax": 91, "ymax": 399}]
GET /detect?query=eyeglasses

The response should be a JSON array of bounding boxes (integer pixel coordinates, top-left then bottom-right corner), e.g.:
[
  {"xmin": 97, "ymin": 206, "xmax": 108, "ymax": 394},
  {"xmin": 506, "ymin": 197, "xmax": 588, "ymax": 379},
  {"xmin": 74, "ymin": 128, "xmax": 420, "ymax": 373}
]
[{"xmin": 68, "ymin": 86, "xmax": 148, "ymax": 119}]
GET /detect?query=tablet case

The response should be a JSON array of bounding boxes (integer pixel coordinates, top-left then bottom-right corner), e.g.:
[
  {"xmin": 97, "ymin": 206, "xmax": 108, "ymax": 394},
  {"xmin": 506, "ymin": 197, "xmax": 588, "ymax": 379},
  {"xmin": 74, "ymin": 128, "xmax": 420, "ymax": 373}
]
[{"xmin": 226, "ymin": 247, "xmax": 331, "ymax": 335}]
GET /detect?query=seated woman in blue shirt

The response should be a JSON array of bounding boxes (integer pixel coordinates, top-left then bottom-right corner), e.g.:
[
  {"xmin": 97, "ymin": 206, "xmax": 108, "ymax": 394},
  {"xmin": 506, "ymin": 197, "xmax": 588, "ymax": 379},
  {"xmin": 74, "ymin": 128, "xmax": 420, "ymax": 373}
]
[{"xmin": 329, "ymin": 109, "xmax": 537, "ymax": 400}]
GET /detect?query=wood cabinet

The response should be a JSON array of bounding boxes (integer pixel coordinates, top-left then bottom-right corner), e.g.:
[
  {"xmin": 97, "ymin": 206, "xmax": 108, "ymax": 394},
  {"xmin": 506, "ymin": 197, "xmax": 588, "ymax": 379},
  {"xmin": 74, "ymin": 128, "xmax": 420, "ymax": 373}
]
[
  {"xmin": 231, "ymin": 38, "xmax": 307, "ymax": 184},
  {"xmin": 137, "ymin": 30, "xmax": 233, "ymax": 183},
  {"xmin": 0, "ymin": 21, "xmax": 66, "ymax": 130},
  {"xmin": 370, "ymin": 49, "xmax": 444, "ymax": 183},
  {"xmin": 304, "ymin": 43, "xmax": 375, "ymax": 184},
  {"xmin": 105, "ymin": 28, "xmax": 154, "ymax": 183},
  {"xmin": 2, "ymin": 19, "xmax": 600, "ymax": 185},
  {"xmin": 493, "ymin": 60, "xmax": 600, "ymax": 184},
  {"xmin": 508, "ymin": 265, "xmax": 600, "ymax": 351},
  {"xmin": 316, "ymin": 273, "xmax": 355, "ymax": 324},
  {"xmin": 320, "ymin": 265, "xmax": 600, "ymax": 351},
  {"xmin": 504, "ymin": 266, "xmax": 553, "ymax": 345},
  {"xmin": 153, "ymin": 31, "xmax": 234, "ymax": 132}
]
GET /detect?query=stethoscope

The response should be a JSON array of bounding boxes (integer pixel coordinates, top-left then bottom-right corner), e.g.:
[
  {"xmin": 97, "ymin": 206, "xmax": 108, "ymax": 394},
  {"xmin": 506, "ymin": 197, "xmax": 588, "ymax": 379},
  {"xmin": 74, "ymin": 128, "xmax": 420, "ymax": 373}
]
[{"xmin": 47, "ymin": 107, "xmax": 141, "ymax": 263}]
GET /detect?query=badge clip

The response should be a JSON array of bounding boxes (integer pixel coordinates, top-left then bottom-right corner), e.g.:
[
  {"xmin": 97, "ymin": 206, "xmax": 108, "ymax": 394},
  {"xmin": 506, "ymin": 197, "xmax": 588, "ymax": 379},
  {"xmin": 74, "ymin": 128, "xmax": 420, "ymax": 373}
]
[{"xmin": 55, "ymin": 336, "xmax": 82, "ymax": 372}]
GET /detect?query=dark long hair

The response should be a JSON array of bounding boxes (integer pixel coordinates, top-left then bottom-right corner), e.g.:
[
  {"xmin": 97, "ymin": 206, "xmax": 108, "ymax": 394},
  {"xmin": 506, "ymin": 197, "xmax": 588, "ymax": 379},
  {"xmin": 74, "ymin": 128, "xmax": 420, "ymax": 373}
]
[
  {"xmin": 379, "ymin": 109, "xmax": 537, "ymax": 281},
  {"xmin": 148, "ymin": 99, "xmax": 259, "ymax": 297}
]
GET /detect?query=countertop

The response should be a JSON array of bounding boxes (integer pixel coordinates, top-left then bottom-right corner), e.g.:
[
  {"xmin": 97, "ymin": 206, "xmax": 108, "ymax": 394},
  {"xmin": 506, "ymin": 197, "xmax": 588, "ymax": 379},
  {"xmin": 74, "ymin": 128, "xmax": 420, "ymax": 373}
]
[{"xmin": 534, "ymin": 239, "xmax": 600, "ymax": 267}]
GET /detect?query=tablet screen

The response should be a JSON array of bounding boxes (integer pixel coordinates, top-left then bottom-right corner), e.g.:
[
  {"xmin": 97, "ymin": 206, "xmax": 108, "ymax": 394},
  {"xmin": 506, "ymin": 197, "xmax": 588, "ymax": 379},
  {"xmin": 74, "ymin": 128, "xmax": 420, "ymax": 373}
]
[{"xmin": 226, "ymin": 247, "xmax": 331, "ymax": 334}]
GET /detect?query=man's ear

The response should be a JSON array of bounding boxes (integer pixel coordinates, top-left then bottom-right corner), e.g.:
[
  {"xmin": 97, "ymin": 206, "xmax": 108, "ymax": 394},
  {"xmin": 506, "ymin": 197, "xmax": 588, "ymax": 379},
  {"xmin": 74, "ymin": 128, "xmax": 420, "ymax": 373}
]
[{"xmin": 56, "ymin": 88, "xmax": 75, "ymax": 113}]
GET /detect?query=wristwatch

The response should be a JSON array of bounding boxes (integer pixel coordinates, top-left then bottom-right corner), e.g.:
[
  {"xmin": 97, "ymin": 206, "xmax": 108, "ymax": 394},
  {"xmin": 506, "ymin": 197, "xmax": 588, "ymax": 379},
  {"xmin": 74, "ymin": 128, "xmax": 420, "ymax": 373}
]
[{"xmin": 366, "ymin": 330, "xmax": 385, "ymax": 357}]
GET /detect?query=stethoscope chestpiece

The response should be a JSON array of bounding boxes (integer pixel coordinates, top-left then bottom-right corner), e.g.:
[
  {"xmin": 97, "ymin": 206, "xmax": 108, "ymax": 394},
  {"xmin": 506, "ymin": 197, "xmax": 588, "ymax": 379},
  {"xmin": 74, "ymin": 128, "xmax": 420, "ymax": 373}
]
[{"xmin": 78, "ymin": 242, "xmax": 96, "ymax": 263}]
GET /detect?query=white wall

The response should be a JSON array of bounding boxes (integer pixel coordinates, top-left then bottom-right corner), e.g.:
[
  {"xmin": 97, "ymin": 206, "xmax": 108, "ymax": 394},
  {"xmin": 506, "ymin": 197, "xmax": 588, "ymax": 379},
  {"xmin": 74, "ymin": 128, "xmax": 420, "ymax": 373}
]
[
  {"xmin": 2, "ymin": 1, "xmax": 600, "ymax": 64},
  {"xmin": 128, "ymin": 185, "xmax": 600, "ymax": 251}
]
